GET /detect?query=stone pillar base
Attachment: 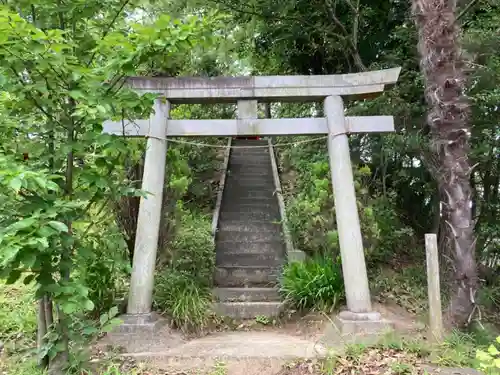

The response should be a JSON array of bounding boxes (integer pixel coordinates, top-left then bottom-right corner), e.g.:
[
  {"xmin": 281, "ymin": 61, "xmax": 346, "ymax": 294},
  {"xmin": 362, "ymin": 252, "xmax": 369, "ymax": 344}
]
[
  {"xmin": 113, "ymin": 312, "xmax": 166, "ymax": 334},
  {"xmin": 321, "ymin": 310, "xmax": 394, "ymax": 347}
]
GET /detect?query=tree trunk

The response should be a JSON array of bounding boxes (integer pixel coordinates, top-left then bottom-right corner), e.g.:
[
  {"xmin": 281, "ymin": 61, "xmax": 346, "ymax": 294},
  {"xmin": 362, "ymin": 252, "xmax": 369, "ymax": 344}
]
[
  {"xmin": 412, "ymin": 0, "xmax": 478, "ymax": 327},
  {"xmin": 37, "ymin": 298, "xmax": 48, "ymax": 368}
]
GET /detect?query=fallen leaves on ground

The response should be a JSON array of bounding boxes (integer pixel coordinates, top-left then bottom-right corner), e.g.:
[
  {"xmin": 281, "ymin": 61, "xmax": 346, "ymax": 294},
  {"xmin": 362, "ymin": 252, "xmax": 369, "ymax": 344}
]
[{"xmin": 278, "ymin": 348, "xmax": 427, "ymax": 375}]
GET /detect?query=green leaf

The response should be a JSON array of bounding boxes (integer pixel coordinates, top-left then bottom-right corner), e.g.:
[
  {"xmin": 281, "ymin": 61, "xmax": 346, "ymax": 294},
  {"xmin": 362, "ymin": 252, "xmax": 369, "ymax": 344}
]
[
  {"xmin": 34, "ymin": 176, "xmax": 47, "ymax": 190},
  {"xmin": 82, "ymin": 326, "xmax": 99, "ymax": 335},
  {"xmin": 9, "ymin": 177, "xmax": 22, "ymax": 192},
  {"xmin": 99, "ymin": 312, "xmax": 109, "ymax": 326},
  {"xmin": 9, "ymin": 217, "xmax": 36, "ymax": 232},
  {"xmin": 6, "ymin": 270, "xmax": 22, "ymax": 284},
  {"xmin": 477, "ymin": 350, "xmax": 492, "ymax": 361},
  {"xmin": 494, "ymin": 358, "xmax": 500, "ymax": 368},
  {"xmin": 488, "ymin": 345, "xmax": 499, "ymax": 356},
  {"xmin": 47, "ymin": 221, "xmax": 69, "ymax": 233},
  {"xmin": 102, "ymin": 318, "xmax": 123, "ymax": 332},
  {"xmin": 108, "ymin": 306, "xmax": 119, "ymax": 318},
  {"xmin": 22, "ymin": 251, "xmax": 37, "ymax": 268},
  {"xmin": 83, "ymin": 299, "xmax": 95, "ymax": 311},
  {"xmin": 23, "ymin": 273, "xmax": 36, "ymax": 285},
  {"xmin": 95, "ymin": 157, "xmax": 107, "ymax": 168},
  {"xmin": 61, "ymin": 302, "xmax": 79, "ymax": 314}
]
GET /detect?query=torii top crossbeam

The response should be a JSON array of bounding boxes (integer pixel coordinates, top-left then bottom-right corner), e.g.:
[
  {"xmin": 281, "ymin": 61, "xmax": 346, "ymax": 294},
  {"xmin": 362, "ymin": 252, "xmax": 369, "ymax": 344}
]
[
  {"xmin": 104, "ymin": 68, "xmax": 401, "ymax": 137},
  {"xmin": 124, "ymin": 67, "xmax": 401, "ymax": 103}
]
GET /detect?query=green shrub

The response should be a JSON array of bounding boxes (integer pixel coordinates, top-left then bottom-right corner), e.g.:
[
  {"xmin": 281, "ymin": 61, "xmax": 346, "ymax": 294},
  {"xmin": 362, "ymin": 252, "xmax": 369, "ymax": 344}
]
[
  {"xmin": 476, "ymin": 336, "xmax": 500, "ymax": 374},
  {"xmin": 277, "ymin": 141, "xmax": 381, "ymax": 259},
  {"xmin": 369, "ymin": 194, "xmax": 417, "ymax": 265},
  {"xmin": 167, "ymin": 206, "xmax": 215, "ymax": 287},
  {"xmin": 154, "ymin": 270, "xmax": 212, "ymax": 333},
  {"xmin": 154, "ymin": 206, "xmax": 215, "ymax": 333},
  {"xmin": 78, "ymin": 228, "xmax": 130, "ymax": 319},
  {"xmin": 279, "ymin": 256, "xmax": 344, "ymax": 311}
]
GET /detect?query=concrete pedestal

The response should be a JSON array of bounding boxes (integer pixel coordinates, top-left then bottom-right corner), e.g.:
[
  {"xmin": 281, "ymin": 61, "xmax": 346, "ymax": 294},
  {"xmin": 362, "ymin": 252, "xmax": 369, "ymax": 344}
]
[
  {"xmin": 335, "ymin": 311, "xmax": 394, "ymax": 335},
  {"xmin": 320, "ymin": 310, "xmax": 394, "ymax": 347},
  {"xmin": 114, "ymin": 312, "xmax": 166, "ymax": 334}
]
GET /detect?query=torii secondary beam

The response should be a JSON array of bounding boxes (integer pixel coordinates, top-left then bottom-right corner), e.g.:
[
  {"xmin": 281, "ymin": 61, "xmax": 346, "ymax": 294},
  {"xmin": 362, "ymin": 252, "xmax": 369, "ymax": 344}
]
[{"xmin": 102, "ymin": 116, "xmax": 395, "ymax": 137}]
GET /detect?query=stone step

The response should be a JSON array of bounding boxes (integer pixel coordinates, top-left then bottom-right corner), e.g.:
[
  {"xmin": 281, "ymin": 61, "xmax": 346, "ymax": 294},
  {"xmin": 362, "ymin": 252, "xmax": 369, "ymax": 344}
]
[
  {"xmin": 230, "ymin": 152, "xmax": 270, "ymax": 158},
  {"xmin": 214, "ymin": 287, "xmax": 281, "ymax": 302},
  {"xmin": 221, "ymin": 200, "xmax": 277, "ymax": 209},
  {"xmin": 229, "ymin": 160, "xmax": 271, "ymax": 166},
  {"xmin": 221, "ymin": 198, "xmax": 277, "ymax": 207},
  {"xmin": 223, "ymin": 186, "xmax": 275, "ymax": 195},
  {"xmin": 229, "ymin": 155, "xmax": 270, "ymax": 161},
  {"xmin": 216, "ymin": 251, "xmax": 284, "ymax": 267},
  {"xmin": 220, "ymin": 211, "xmax": 279, "ymax": 222},
  {"xmin": 215, "ymin": 266, "xmax": 281, "ymax": 287},
  {"xmin": 216, "ymin": 230, "xmax": 282, "ymax": 243},
  {"xmin": 230, "ymin": 163, "xmax": 270, "ymax": 168},
  {"xmin": 232, "ymin": 140, "xmax": 269, "ymax": 145},
  {"xmin": 229, "ymin": 177, "xmax": 275, "ymax": 186},
  {"xmin": 226, "ymin": 170, "xmax": 273, "ymax": 177},
  {"xmin": 220, "ymin": 203, "xmax": 281, "ymax": 214},
  {"xmin": 228, "ymin": 165, "xmax": 272, "ymax": 172},
  {"xmin": 223, "ymin": 190, "xmax": 276, "ymax": 200},
  {"xmin": 224, "ymin": 179, "xmax": 275, "ymax": 187},
  {"xmin": 213, "ymin": 302, "xmax": 284, "ymax": 319},
  {"xmin": 224, "ymin": 181, "xmax": 274, "ymax": 188},
  {"xmin": 218, "ymin": 222, "xmax": 282, "ymax": 233},
  {"xmin": 227, "ymin": 171, "xmax": 273, "ymax": 179},
  {"xmin": 217, "ymin": 240, "xmax": 285, "ymax": 255}
]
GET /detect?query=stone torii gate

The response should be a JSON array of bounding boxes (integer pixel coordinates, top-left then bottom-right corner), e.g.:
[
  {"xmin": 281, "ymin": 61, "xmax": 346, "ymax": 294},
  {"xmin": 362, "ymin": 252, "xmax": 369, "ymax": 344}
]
[{"xmin": 103, "ymin": 67, "xmax": 401, "ymax": 333}]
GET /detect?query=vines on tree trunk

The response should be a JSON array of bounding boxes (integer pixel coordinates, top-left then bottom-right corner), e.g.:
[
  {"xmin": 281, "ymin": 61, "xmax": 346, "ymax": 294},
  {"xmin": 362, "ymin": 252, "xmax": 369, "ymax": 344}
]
[{"xmin": 412, "ymin": 0, "xmax": 478, "ymax": 327}]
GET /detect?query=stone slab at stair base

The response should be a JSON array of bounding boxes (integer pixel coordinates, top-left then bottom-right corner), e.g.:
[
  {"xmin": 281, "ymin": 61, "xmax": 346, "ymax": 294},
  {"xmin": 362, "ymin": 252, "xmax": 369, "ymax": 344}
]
[
  {"xmin": 113, "ymin": 312, "xmax": 166, "ymax": 334},
  {"xmin": 214, "ymin": 302, "xmax": 284, "ymax": 319},
  {"xmin": 320, "ymin": 310, "xmax": 394, "ymax": 347}
]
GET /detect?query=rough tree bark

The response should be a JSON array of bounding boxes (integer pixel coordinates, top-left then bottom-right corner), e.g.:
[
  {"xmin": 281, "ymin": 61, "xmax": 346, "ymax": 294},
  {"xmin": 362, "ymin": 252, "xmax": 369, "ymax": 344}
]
[{"xmin": 412, "ymin": 0, "xmax": 478, "ymax": 327}]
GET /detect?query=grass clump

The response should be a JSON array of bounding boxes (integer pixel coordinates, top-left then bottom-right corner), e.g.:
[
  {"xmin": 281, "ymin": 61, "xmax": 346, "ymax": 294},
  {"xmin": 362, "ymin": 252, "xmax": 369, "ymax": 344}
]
[
  {"xmin": 0, "ymin": 281, "xmax": 37, "ymax": 353},
  {"xmin": 0, "ymin": 357, "xmax": 46, "ymax": 375},
  {"xmin": 279, "ymin": 255, "xmax": 344, "ymax": 312},
  {"xmin": 154, "ymin": 270, "xmax": 212, "ymax": 333}
]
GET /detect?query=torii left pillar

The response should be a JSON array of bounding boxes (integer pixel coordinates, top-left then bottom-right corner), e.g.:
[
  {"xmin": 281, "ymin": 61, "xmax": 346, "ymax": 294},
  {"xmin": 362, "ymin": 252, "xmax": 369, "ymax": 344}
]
[{"xmin": 118, "ymin": 98, "xmax": 169, "ymax": 333}]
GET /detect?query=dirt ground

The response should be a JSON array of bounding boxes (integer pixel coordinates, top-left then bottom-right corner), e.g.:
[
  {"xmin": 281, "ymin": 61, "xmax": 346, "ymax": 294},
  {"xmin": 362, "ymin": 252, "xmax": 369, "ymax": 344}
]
[{"xmin": 93, "ymin": 302, "xmax": 446, "ymax": 375}]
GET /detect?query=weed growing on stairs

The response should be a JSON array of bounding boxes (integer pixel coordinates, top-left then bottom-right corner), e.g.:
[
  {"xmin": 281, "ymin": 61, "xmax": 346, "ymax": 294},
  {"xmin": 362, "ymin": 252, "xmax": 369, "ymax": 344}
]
[
  {"xmin": 209, "ymin": 361, "xmax": 228, "ymax": 375},
  {"xmin": 255, "ymin": 315, "xmax": 271, "ymax": 325}
]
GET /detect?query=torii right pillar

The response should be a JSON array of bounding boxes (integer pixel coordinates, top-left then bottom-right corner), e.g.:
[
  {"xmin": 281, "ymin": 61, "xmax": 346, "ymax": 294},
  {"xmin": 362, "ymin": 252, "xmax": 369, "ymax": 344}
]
[{"xmin": 322, "ymin": 95, "xmax": 393, "ymax": 341}]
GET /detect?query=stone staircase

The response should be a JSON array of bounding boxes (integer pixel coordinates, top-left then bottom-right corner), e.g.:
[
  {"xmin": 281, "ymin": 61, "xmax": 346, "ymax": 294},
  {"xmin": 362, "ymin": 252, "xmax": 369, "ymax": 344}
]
[{"xmin": 214, "ymin": 139, "xmax": 286, "ymax": 319}]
